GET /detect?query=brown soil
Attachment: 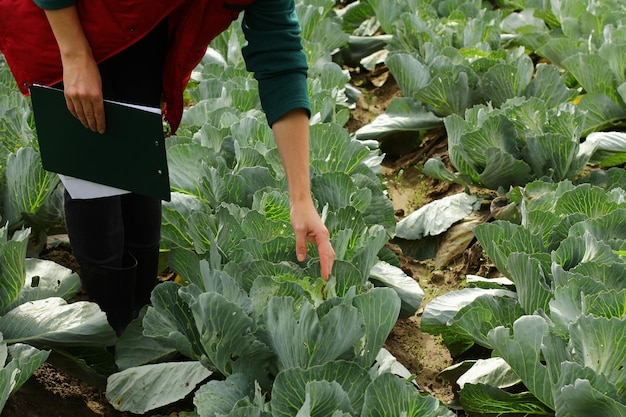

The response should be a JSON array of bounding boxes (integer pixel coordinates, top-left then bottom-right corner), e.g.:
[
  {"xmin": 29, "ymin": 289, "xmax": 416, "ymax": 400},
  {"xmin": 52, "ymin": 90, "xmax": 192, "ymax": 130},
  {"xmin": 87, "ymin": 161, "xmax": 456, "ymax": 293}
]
[{"xmin": 2, "ymin": 66, "xmax": 492, "ymax": 416}]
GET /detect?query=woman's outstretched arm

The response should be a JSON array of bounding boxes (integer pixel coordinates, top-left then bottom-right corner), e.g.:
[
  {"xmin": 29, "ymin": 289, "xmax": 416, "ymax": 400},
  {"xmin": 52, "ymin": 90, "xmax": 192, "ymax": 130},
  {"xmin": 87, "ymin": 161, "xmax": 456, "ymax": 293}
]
[{"xmin": 272, "ymin": 108, "xmax": 335, "ymax": 280}]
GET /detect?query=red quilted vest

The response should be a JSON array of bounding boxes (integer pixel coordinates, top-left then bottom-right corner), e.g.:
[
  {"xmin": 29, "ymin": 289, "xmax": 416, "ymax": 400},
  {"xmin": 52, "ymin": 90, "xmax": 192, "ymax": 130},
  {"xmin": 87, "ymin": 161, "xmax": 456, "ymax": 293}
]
[{"xmin": 0, "ymin": 0, "xmax": 256, "ymax": 132}]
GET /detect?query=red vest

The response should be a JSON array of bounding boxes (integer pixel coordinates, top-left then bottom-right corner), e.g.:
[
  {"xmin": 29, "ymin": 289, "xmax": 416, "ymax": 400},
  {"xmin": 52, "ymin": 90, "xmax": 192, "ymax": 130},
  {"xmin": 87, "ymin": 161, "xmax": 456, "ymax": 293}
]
[{"xmin": 0, "ymin": 0, "xmax": 256, "ymax": 132}]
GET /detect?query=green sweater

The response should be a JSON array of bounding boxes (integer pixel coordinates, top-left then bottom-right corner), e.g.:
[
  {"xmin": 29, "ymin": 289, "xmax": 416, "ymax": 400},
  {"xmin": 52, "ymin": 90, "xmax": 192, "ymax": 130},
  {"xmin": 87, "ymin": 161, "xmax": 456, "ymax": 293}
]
[{"xmin": 32, "ymin": 0, "xmax": 310, "ymax": 126}]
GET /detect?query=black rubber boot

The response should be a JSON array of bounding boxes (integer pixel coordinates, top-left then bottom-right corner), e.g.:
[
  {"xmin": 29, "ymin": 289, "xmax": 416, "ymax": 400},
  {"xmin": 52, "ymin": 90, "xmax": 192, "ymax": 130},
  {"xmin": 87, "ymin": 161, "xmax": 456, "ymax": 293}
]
[
  {"xmin": 80, "ymin": 253, "xmax": 137, "ymax": 336},
  {"xmin": 129, "ymin": 243, "xmax": 160, "ymax": 318}
]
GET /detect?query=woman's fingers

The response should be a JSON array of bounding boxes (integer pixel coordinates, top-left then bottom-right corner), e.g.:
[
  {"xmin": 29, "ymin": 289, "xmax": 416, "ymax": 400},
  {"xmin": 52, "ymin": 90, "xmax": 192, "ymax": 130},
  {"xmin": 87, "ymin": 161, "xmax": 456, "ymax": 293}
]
[
  {"xmin": 315, "ymin": 234, "xmax": 335, "ymax": 281},
  {"xmin": 65, "ymin": 88, "xmax": 105, "ymax": 133}
]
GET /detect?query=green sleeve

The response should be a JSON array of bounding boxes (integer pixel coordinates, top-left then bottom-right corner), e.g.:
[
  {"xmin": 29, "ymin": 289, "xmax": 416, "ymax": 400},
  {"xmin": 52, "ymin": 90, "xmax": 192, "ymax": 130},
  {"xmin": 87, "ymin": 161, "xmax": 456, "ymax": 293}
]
[
  {"xmin": 32, "ymin": 0, "xmax": 77, "ymax": 10},
  {"xmin": 241, "ymin": 0, "xmax": 311, "ymax": 126}
]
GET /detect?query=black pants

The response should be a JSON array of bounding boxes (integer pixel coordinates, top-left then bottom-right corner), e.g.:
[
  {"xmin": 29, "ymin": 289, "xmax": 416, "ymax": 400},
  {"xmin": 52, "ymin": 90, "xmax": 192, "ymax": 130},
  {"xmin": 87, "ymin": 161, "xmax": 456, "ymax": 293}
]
[{"xmin": 62, "ymin": 20, "xmax": 168, "ymax": 269}]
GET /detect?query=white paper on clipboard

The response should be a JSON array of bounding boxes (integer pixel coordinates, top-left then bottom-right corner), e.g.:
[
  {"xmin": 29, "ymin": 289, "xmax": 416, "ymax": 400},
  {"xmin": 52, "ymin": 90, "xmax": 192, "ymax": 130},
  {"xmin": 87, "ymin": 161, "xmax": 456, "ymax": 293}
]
[{"xmin": 60, "ymin": 175, "xmax": 131, "ymax": 199}]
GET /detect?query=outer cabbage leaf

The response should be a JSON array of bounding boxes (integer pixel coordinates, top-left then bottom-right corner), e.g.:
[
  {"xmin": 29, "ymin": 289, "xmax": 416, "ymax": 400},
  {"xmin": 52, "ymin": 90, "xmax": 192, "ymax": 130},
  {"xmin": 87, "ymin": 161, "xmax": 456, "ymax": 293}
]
[
  {"xmin": 480, "ymin": 59, "xmax": 534, "ymax": 107},
  {"xmin": 505, "ymin": 253, "xmax": 553, "ymax": 314},
  {"xmin": 295, "ymin": 380, "xmax": 355, "ymax": 417},
  {"xmin": 181, "ymin": 99, "xmax": 238, "ymax": 127},
  {"xmin": 370, "ymin": 348, "xmax": 415, "ymax": 382},
  {"xmin": 422, "ymin": 288, "xmax": 518, "ymax": 355},
  {"xmin": 562, "ymin": 53, "xmax": 620, "ymax": 103},
  {"xmin": 369, "ymin": 261, "xmax": 424, "ymax": 319},
  {"xmin": 186, "ymin": 209, "xmax": 243, "ymax": 257},
  {"xmin": 142, "ymin": 282, "xmax": 205, "ymax": 361},
  {"xmin": 523, "ymin": 134, "xmax": 582, "ymax": 182},
  {"xmin": 479, "ymin": 146, "xmax": 533, "ymax": 189},
  {"xmin": 0, "ymin": 341, "xmax": 49, "ymax": 413},
  {"xmin": 337, "ymin": 0, "xmax": 376, "ymax": 34},
  {"xmin": 555, "ymin": 360, "xmax": 620, "ymax": 403},
  {"xmin": 474, "ymin": 221, "xmax": 545, "ymax": 277},
  {"xmin": 456, "ymin": 358, "xmax": 520, "ymax": 390},
  {"xmin": 535, "ymin": 38, "xmax": 587, "ymax": 67},
  {"xmin": 227, "ymin": 167, "xmax": 276, "ymax": 208},
  {"xmin": 251, "ymin": 190, "xmax": 291, "ymax": 224},
  {"xmin": 586, "ymin": 131, "xmax": 626, "ymax": 167},
  {"xmin": 197, "ymin": 163, "xmax": 229, "ymax": 209},
  {"xmin": 345, "ymin": 225, "xmax": 389, "ymax": 285},
  {"xmin": 552, "ymin": 233, "xmax": 622, "ymax": 271},
  {"xmin": 106, "ymin": 361, "xmax": 212, "ymax": 414},
  {"xmin": 311, "ymin": 172, "xmax": 371, "ymax": 214},
  {"xmin": 583, "ymin": 289, "xmax": 626, "ymax": 318},
  {"xmin": 230, "ymin": 116, "xmax": 274, "ymax": 150},
  {"xmin": 569, "ymin": 315, "xmax": 626, "ymax": 396},
  {"xmin": 362, "ymin": 372, "xmax": 455, "ymax": 417},
  {"xmin": 226, "ymin": 258, "xmax": 307, "ymax": 295},
  {"xmin": 0, "ymin": 350, "xmax": 18, "ymax": 413},
  {"xmin": 395, "ymin": 192, "xmax": 479, "ymax": 240},
  {"xmin": 1, "ymin": 147, "xmax": 61, "ymax": 232},
  {"xmin": 577, "ymin": 92, "xmax": 626, "ymax": 135},
  {"xmin": 354, "ymin": 97, "xmax": 442, "ymax": 142},
  {"xmin": 447, "ymin": 294, "xmax": 525, "ymax": 351},
  {"xmin": 416, "ymin": 70, "xmax": 473, "ymax": 117},
  {"xmin": 556, "ymin": 379, "xmax": 626, "ymax": 417},
  {"xmin": 422, "ymin": 157, "xmax": 471, "ymax": 186},
  {"xmin": 459, "ymin": 383, "xmax": 554, "ymax": 416},
  {"xmin": 553, "ymin": 183, "xmax": 623, "ymax": 218},
  {"xmin": 238, "ymin": 236, "xmax": 298, "ymax": 264},
  {"xmin": 488, "ymin": 316, "xmax": 553, "ymax": 409},
  {"xmin": 13, "ymin": 258, "xmax": 80, "ymax": 307},
  {"xmin": 576, "ymin": 165, "xmax": 626, "ymax": 191},
  {"xmin": 194, "ymin": 373, "xmax": 250, "ymax": 417},
  {"xmin": 362, "ymin": 0, "xmax": 411, "ymax": 34},
  {"xmin": 441, "ymin": 113, "xmax": 480, "ymax": 184},
  {"xmin": 549, "ymin": 276, "xmax": 603, "ymax": 337},
  {"xmin": 325, "ymin": 261, "xmax": 365, "ymax": 299},
  {"xmin": 0, "ymin": 298, "xmax": 116, "ymax": 347},
  {"xmin": 161, "ymin": 192, "xmax": 207, "ymax": 250},
  {"xmin": 568, "ymin": 208, "xmax": 626, "ymax": 243},
  {"xmin": 352, "ymin": 287, "xmax": 401, "ymax": 368},
  {"xmin": 233, "ymin": 145, "xmax": 267, "ymax": 175},
  {"xmin": 0, "ymin": 228, "xmax": 29, "ymax": 315},
  {"xmin": 599, "ymin": 43, "xmax": 626, "ymax": 85},
  {"xmin": 113, "ymin": 314, "xmax": 177, "ymax": 370},
  {"xmin": 166, "ymin": 143, "xmax": 224, "ymax": 197},
  {"xmin": 524, "ymin": 63, "xmax": 578, "ymax": 108},
  {"xmin": 457, "ymin": 113, "xmax": 520, "ymax": 168},
  {"xmin": 351, "ymin": 171, "xmax": 397, "ymax": 234},
  {"xmin": 386, "ymin": 53, "xmax": 430, "ymax": 98},
  {"xmin": 0, "ymin": 81, "xmax": 35, "ymax": 154}
]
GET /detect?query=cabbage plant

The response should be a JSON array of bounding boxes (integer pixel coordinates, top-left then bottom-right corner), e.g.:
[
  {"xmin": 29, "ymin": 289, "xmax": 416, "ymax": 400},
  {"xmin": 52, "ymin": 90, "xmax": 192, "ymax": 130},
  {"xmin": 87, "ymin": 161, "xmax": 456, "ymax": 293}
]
[
  {"xmin": 0, "ymin": 57, "xmax": 65, "ymax": 240},
  {"xmin": 422, "ymin": 179, "xmax": 626, "ymax": 415},
  {"xmin": 0, "ymin": 226, "xmax": 117, "ymax": 413},
  {"xmin": 423, "ymin": 94, "xmax": 597, "ymax": 191}
]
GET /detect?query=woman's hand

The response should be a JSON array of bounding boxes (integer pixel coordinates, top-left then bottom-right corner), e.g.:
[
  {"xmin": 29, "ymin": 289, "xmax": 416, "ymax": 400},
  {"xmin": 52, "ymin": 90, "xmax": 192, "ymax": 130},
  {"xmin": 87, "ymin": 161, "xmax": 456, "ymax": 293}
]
[
  {"xmin": 61, "ymin": 52, "xmax": 105, "ymax": 133},
  {"xmin": 290, "ymin": 198, "xmax": 335, "ymax": 280},
  {"xmin": 44, "ymin": 6, "xmax": 106, "ymax": 133}
]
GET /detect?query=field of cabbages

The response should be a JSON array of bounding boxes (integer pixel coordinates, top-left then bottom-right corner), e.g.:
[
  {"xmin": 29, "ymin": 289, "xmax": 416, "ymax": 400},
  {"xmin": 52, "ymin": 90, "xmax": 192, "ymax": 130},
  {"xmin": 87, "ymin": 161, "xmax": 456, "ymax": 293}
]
[{"xmin": 1, "ymin": 0, "xmax": 626, "ymax": 416}]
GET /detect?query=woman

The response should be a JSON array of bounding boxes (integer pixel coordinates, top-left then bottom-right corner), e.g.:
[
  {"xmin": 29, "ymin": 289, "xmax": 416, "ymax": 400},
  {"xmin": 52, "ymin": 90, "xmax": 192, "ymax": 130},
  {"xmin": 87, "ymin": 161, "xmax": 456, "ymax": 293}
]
[{"xmin": 0, "ymin": 0, "xmax": 335, "ymax": 335}]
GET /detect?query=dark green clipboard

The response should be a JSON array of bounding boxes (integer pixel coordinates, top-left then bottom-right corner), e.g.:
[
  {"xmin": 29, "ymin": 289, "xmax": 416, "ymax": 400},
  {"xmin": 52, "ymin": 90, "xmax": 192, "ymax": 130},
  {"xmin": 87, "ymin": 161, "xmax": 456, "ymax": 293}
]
[{"xmin": 30, "ymin": 84, "xmax": 171, "ymax": 201}]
